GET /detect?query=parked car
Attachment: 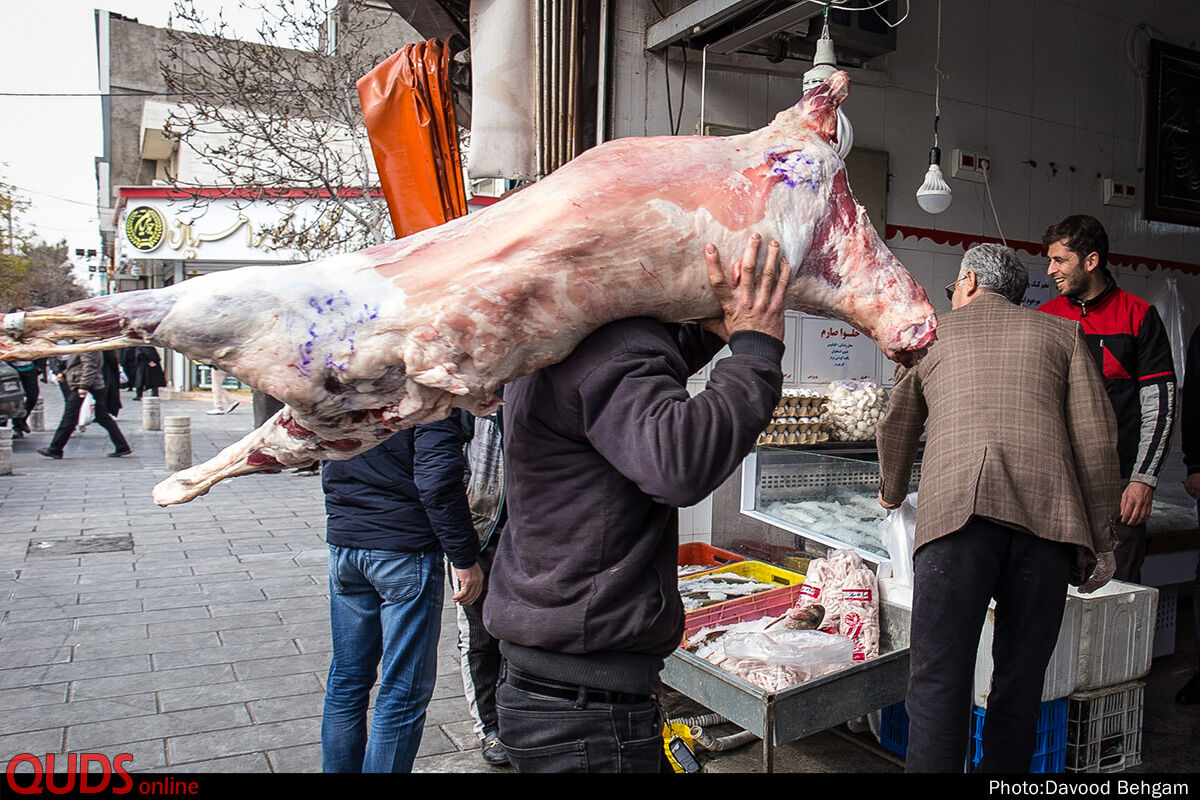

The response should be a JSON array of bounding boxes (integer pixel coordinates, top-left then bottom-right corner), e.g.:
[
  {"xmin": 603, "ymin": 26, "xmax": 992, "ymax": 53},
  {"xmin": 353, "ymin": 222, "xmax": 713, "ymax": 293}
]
[{"xmin": 0, "ymin": 362, "xmax": 26, "ymax": 424}]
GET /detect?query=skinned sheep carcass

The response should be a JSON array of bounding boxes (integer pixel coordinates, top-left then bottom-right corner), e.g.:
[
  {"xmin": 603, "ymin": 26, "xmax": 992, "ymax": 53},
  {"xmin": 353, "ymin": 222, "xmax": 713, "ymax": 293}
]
[{"xmin": 0, "ymin": 72, "xmax": 936, "ymax": 505}]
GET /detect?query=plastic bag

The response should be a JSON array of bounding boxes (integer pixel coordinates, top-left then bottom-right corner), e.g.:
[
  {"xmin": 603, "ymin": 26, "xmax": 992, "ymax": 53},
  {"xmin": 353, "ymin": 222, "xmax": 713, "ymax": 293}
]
[
  {"xmin": 1153, "ymin": 278, "xmax": 1191, "ymax": 386},
  {"xmin": 722, "ymin": 629, "xmax": 854, "ymax": 671},
  {"xmin": 878, "ymin": 491, "xmax": 918, "ymax": 588},
  {"xmin": 77, "ymin": 393, "xmax": 95, "ymax": 428}
]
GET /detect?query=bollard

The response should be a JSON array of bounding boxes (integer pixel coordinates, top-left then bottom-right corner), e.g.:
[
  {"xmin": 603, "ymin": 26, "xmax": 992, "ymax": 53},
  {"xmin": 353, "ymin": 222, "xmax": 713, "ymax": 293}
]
[
  {"xmin": 163, "ymin": 416, "xmax": 192, "ymax": 471},
  {"xmin": 30, "ymin": 397, "xmax": 44, "ymax": 431},
  {"xmin": 0, "ymin": 426, "xmax": 11, "ymax": 476},
  {"xmin": 142, "ymin": 396, "xmax": 162, "ymax": 431}
]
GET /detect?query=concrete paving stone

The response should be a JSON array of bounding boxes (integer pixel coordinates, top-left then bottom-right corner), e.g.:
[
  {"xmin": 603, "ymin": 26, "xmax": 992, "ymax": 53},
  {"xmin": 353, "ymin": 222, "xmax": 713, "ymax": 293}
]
[
  {"xmin": 422, "ymin": 696, "xmax": 473, "ymax": 727},
  {"xmin": 0, "ymin": 682, "xmax": 69, "ymax": 710},
  {"xmin": 431, "ymin": 672, "xmax": 465, "ymax": 702},
  {"xmin": 413, "ymin": 726, "xmax": 459, "ymax": 759},
  {"xmin": 186, "ymin": 559, "xmax": 255, "ymax": 575},
  {"xmin": 35, "ymin": 739, "xmax": 170, "ymax": 773},
  {"xmin": 60, "ymin": 623, "xmax": 151, "ymax": 645},
  {"xmin": 0, "ymin": 592, "xmax": 81, "ymax": 611},
  {"xmin": 70, "ymin": 664, "xmax": 237, "ymax": 702},
  {"xmin": 1, "ymin": 646, "xmax": 73, "ymax": 668},
  {"xmin": 260, "ymin": 583, "xmax": 325, "ymax": 601},
  {"xmin": 232, "ymin": 652, "xmax": 330, "ymax": 682},
  {"xmin": 142, "ymin": 587, "xmax": 266, "ymax": 612},
  {"xmin": 152, "ymin": 639, "xmax": 299, "ymax": 671},
  {"xmin": 211, "ymin": 595, "xmax": 328, "ymax": 617},
  {"xmin": 148, "ymin": 612, "xmax": 281, "ymax": 638},
  {"xmin": 158, "ymin": 673, "xmax": 322, "ymax": 714},
  {"xmin": 73, "ymin": 631, "xmax": 222, "ymax": 662},
  {"xmin": 170, "ymin": 752, "xmax": 271, "ymax": 773},
  {"xmin": 5, "ymin": 599, "xmax": 143, "ymax": 623},
  {"xmin": 265, "ymin": 743, "xmax": 320, "ymax": 773},
  {"xmin": 5, "ymin": 693, "xmax": 158, "ymax": 733},
  {"xmin": 276, "ymin": 605, "xmax": 329, "ymax": 625},
  {"xmin": 440, "ymin": 719, "xmax": 482, "ymax": 751},
  {"xmin": 77, "ymin": 585, "xmax": 203, "ymax": 605},
  {"xmin": 135, "ymin": 575, "xmax": 221, "ymax": 590},
  {"xmin": 413, "ymin": 751, "xmax": 508, "ymax": 774},
  {"xmin": 67, "ymin": 703, "xmax": 253, "ymax": 752},
  {"xmin": 0, "ymin": 727, "xmax": 65, "ymax": 760},
  {"xmin": 71, "ymin": 606, "xmax": 211, "ymax": 630},
  {"xmin": 218, "ymin": 620, "xmax": 326, "ymax": 646},
  {"xmin": 129, "ymin": 565, "xmax": 194, "ymax": 578},
  {"xmin": 291, "ymin": 635, "xmax": 332, "ymax": 655},
  {"xmin": 247, "ymin": 693, "xmax": 324, "ymax": 725},
  {"xmin": 0, "ymin": 655, "xmax": 151, "ymax": 690},
  {"xmin": 166, "ymin": 717, "xmax": 321, "ymax": 765}
]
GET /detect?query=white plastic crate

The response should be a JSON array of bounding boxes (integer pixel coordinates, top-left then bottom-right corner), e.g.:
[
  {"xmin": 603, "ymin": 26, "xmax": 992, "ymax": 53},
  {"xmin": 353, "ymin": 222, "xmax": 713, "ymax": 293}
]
[
  {"xmin": 1065, "ymin": 681, "xmax": 1143, "ymax": 773},
  {"xmin": 1068, "ymin": 580, "xmax": 1158, "ymax": 692},
  {"xmin": 973, "ymin": 595, "xmax": 1081, "ymax": 707},
  {"xmin": 1152, "ymin": 585, "xmax": 1177, "ymax": 659}
]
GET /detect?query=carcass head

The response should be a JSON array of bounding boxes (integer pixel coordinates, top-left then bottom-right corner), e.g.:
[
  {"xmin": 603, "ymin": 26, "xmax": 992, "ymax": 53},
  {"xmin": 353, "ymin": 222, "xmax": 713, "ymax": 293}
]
[{"xmin": 765, "ymin": 72, "xmax": 937, "ymax": 367}]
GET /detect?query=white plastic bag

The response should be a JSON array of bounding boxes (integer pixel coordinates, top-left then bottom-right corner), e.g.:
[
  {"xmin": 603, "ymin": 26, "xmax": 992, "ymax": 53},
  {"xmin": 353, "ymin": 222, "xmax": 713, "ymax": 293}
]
[
  {"xmin": 878, "ymin": 491, "xmax": 918, "ymax": 588},
  {"xmin": 1153, "ymin": 278, "xmax": 1191, "ymax": 386},
  {"xmin": 722, "ymin": 628, "xmax": 854, "ymax": 671},
  {"xmin": 77, "ymin": 393, "xmax": 95, "ymax": 428}
]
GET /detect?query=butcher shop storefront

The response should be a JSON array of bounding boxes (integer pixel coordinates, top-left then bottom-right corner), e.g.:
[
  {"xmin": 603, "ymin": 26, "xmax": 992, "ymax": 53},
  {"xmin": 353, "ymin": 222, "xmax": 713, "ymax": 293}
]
[{"xmin": 111, "ymin": 187, "xmax": 323, "ymax": 391}]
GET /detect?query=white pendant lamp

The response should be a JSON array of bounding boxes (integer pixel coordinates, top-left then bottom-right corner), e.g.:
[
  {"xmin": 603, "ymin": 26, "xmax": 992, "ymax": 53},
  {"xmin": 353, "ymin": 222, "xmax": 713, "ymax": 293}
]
[
  {"xmin": 802, "ymin": 21, "xmax": 853, "ymax": 160},
  {"xmin": 916, "ymin": 0, "xmax": 951, "ymax": 214}
]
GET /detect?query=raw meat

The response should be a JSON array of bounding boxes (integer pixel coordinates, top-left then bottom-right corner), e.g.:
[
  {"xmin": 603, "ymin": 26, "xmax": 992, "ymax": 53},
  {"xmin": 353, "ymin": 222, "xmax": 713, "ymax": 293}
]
[{"xmin": 0, "ymin": 72, "xmax": 936, "ymax": 505}]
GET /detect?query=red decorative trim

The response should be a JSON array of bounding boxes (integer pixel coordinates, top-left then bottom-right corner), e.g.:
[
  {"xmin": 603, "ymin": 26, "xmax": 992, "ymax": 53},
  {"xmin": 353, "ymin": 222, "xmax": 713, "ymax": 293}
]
[
  {"xmin": 467, "ymin": 195, "xmax": 500, "ymax": 206},
  {"xmin": 118, "ymin": 186, "xmax": 385, "ymax": 200},
  {"xmin": 885, "ymin": 224, "xmax": 1200, "ymax": 277},
  {"xmin": 1140, "ymin": 371, "xmax": 1175, "ymax": 381}
]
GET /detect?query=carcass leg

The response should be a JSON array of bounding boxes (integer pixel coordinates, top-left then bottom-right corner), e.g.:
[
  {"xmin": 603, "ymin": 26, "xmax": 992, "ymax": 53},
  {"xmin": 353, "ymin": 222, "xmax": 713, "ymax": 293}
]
[{"xmin": 151, "ymin": 406, "xmax": 397, "ymax": 506}]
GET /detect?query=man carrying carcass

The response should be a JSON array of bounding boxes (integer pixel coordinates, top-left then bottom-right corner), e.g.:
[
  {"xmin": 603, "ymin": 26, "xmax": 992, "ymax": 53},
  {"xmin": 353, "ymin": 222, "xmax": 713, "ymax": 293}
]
[
  {"xmin": 483, "ymin": 235, "xmax": 790, "ymax": 773},
  {"xmin": 876, "ymin": 244, "xmax": 1122, "ymax": 772}
]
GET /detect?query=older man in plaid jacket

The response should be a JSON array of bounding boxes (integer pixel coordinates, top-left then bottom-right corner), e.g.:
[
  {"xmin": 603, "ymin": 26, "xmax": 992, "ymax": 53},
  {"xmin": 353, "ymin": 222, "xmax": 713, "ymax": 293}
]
[{"xmin": 876, "ymin": 244, "xmax": 1122, "ymax": 773}]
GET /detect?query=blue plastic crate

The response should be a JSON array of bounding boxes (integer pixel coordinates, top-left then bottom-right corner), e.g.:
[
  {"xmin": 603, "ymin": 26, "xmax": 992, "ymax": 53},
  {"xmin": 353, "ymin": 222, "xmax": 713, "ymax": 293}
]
[
  {"xmin": 879, "ymin": 702, "xmax": 910, "ymax": 757},
  {"xmin": 971, "ymin": 698, "xmax": 1068, "ymax": 773}
]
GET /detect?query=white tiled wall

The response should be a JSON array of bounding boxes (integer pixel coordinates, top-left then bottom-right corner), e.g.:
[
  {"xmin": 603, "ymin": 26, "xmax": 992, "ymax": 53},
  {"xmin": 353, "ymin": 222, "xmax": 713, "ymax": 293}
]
[{"xmin": 617, "ymin": 0, "xmax": 1200, "ymax": 322}]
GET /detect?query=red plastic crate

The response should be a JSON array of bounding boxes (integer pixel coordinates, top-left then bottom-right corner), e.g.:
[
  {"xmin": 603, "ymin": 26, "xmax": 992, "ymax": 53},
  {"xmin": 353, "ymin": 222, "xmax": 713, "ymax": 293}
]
[
  {"xmin": 680, "ymin": 583, "xmax": 806, "ymax": 647},
  {"xmin": 677, "ymin": 542, "xmax": 745, "ymax": 577}
]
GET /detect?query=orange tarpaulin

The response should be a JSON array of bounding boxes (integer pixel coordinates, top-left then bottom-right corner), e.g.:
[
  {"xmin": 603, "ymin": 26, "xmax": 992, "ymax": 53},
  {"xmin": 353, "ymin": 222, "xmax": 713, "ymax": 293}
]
[{"xmin": 358, "ymin": 40, "xmax": 468, "ymax": 239}]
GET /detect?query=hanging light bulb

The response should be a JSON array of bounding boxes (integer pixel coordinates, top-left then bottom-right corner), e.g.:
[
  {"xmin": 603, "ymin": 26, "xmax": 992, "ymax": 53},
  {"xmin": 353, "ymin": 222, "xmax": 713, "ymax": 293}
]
[
  {"xmin": 802, "ymin": 20, "xmax": 853, "ymax": 159},
  {"xmin": 916, "ymin": 147, "xmax": 952, "ymax": 214},
  {"xmin": 916, "ymin": 0, "xmax": 950, "ymax": 214}
]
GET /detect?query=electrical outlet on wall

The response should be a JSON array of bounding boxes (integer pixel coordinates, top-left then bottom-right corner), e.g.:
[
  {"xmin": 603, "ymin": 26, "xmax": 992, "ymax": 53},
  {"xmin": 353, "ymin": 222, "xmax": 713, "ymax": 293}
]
[
  {"xmin": 1103, "ymin": 178, "xmax": 1136, "ymax": 207},
  {"xmin": 951, "ymin": 148, "xmax": 990, "ymax": 183}
]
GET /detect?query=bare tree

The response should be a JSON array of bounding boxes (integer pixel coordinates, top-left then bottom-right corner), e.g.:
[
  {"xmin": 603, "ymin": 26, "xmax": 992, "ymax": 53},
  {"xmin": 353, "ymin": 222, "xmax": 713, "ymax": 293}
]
[{"xmin": 160, "ymin": 0, "xmax": 408, "ymax": 257}]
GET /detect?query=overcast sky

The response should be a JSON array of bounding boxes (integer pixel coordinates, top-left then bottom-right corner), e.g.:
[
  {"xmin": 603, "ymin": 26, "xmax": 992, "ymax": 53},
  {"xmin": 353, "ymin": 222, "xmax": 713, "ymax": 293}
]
[{"xmin": 0, "ymin": 1, "xmax": 269, "ymax": 262}]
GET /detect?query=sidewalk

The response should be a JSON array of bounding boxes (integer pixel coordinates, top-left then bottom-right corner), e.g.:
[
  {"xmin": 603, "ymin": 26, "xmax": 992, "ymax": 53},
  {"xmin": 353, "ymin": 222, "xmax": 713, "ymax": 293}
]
[
  {"xmin": 0, "ymin": 386, "xmax": 1196, "ymax": 774},
  {"xmin": 0, "ymin": 387, "xmax": 498, "ymax": 774}
]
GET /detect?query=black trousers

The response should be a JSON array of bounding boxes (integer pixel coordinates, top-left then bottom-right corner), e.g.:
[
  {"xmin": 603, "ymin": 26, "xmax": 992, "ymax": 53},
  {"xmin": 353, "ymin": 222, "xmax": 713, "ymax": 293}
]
[
  {"xmin": 456, "ymin": 545, "xmax": 502, "ymax": 740},
  {"xmin": 905, "ymin": 517, "xmax": 1073, "ymax": 773},
  {"xmin": 1112, "ymin": 519, "xmax": 1146, "ymax": 584},
  {"xmin": 48, "ymin": 391, "xmax": 129, "ymax": 455},
  {"xmin": 13, "ymin": 369, "xmax": 38, "ymax": 433}
]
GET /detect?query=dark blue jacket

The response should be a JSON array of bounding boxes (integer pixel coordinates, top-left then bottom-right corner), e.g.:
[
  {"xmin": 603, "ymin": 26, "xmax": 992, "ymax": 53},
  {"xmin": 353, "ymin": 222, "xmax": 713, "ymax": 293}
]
[{"xmin": 322, "ymin": 411, "xmax": 479, "ymax": 569}]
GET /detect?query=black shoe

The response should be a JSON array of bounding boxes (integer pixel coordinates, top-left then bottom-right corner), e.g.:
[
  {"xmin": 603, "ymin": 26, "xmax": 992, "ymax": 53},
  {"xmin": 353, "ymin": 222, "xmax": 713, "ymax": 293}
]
[
  {"xmin": 11, "ymin": 430, "xmax": 23, "ymax": 439},
  {"xmin": 481, "ymin": 732, "xmax": 509, "ymax": 766},
  {"xmin": 36, "ymin": 448, "xmax": 63, "ymax": 459},
  {"xmin": 1177, "ymin": 672, "xmax": 1200, "ymax": 705},
  {"xmin": 108, "ymin": 447, "xmax": 132, "ymax": 458}
]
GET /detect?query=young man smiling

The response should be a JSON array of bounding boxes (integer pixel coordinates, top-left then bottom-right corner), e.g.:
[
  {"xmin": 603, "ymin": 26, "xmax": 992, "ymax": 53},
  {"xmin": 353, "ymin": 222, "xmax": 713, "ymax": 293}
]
[{"xmin": 1039, "ymin": 214, "xmax": 1177, "ymax": 583}]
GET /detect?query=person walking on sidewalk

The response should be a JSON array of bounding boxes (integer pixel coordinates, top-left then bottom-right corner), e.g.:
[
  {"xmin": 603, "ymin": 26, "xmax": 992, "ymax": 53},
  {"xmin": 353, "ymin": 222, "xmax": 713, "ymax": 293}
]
[
  {"xmin": 132, "ymin": 346, "xmax": 166, "ymax": 401},
  {"xmin": 37, "ymin": 351, "xmax": 131, "ymax": 459},
  {"xmin": 320, "ymin": 411, "xmax": 483, "ymax": 773},
  {"xmin": 206, "ymin": 368, "xmax": 239, "ymax": 415}
]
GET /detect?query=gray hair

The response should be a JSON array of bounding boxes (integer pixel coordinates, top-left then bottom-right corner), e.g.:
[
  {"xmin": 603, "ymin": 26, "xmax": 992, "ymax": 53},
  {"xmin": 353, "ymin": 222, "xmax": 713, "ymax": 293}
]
[{"xmin": 958, "ymin": 243, "xmax": 1028, "ymax": 304}]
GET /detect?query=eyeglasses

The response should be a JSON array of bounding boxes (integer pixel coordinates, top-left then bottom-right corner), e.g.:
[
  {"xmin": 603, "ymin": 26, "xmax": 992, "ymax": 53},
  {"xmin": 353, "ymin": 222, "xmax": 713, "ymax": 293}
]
[{"xmin": 944, "ymin": 273, "xmax": 970, "ymax": 301}]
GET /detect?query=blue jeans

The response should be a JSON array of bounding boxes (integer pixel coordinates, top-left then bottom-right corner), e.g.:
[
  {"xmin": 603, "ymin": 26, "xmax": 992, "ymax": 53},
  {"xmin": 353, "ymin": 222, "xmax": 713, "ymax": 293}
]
[{"xmin": 321, "ymin": 545, "xmax": 444, "ymax": 773}]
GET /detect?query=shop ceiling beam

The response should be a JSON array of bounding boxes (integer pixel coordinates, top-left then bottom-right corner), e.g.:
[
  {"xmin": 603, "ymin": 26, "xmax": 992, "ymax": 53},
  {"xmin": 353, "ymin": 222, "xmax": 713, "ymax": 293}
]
[
  {"xmin": 645, "ymin": 0, "xmax": 773, "ymax": 51},
  {"xmin": 707, "ymin": 2, "xmax": 823, "ymax": 54}
]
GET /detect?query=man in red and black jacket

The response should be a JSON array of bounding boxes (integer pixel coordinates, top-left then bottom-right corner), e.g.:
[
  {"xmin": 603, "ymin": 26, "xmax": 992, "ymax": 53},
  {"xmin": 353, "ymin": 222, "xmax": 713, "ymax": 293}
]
[{"xmin": 1039, "ymin": 215, "xmax": 1176, "ymax": 583}]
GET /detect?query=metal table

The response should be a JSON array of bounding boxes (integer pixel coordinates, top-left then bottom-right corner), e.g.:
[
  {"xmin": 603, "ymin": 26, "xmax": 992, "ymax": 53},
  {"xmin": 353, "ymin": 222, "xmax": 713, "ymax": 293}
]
[{"xmin": 662, "ymin": 600, "xmax": 911, "ymax": 772}]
